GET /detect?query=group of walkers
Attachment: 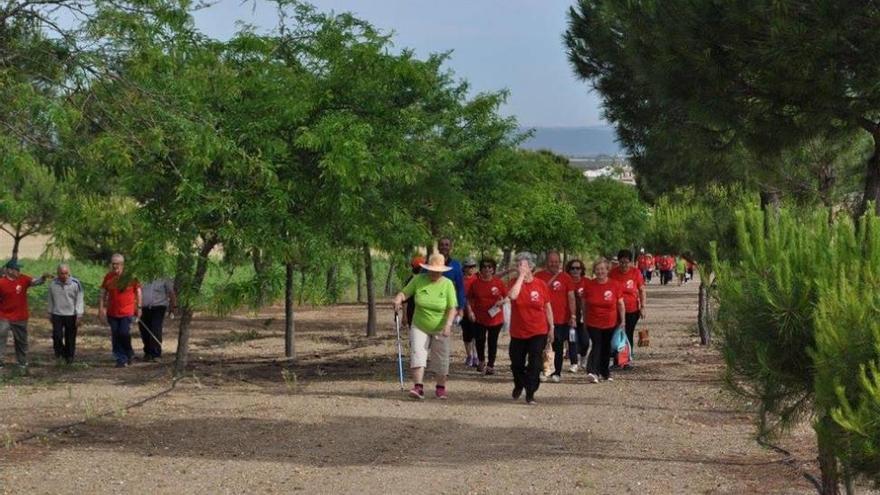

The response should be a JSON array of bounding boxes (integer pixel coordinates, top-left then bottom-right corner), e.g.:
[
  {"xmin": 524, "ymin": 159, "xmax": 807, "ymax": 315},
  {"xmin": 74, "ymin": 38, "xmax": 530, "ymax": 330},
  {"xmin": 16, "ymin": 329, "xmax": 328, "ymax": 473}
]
[
  {"xmin": 392, "ymin": 238, "xmax": 649, "ymax": 405},
  {"xmin": 637, "ymin": 250, "xmax": 695, "ymax": 286},
  {"xmin": 0, "ymin": 255, "xmax": 176, "ymax": 374}
]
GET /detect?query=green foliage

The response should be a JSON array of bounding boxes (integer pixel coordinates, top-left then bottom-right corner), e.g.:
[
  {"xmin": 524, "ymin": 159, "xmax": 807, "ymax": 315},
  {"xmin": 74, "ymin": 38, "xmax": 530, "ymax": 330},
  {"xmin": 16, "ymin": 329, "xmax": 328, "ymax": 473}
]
[
  {"xmin": 717, "ymin": 206, "xmax": 880, "ymax": 487},
  {"xmin": 812, "ymin": 212, "xmax": 880, "ymax": 484},
  {"xmin": 565, "ymin": 0, "xmax": 880, "ymax": 212},
  {"xmin": 646, "ymin": 186, "xmax": 757, "ymax": 269}
]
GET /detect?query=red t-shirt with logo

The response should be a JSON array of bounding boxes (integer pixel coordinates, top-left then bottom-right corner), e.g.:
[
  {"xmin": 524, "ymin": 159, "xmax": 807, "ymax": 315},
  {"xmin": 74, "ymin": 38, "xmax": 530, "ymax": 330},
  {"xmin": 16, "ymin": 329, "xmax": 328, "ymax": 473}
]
[
  {"xmin": 102, "ymin": 272, "xmax": 140, "ymax": 318},
  {"xmin": 508, "ymin": 278, "xmax": 550, "ymax": 339},
  {"xmin": 637, "ymin": 254, "xmax": 654, "ymax": 271},
  {"xmin": 609, "ymin": 267, "xmax": 644, "ymax": 313},
  {"xmin": 535, "ymin": 270, "xmax": 573, "ymax": 325},
  {"xmin": 0, "ymin": 275, "xmax": 34, "ymax": 321},
  {"xmin": 467, "ymin": 276, "xmax": 508, "ymax": 326},
  {"xmin": 582, "ymin": 278, "xmax": 623, "ymax": 329}
]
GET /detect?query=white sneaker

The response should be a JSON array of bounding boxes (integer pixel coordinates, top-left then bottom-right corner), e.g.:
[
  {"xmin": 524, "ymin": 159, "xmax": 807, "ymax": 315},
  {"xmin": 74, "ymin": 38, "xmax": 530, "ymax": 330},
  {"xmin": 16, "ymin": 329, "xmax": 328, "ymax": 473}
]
[
  {"xmin": 568, "ymin": 364, "xmax": 579, "ymax": 373},
  {"xmin": 539, "ymin": 372, "xmax": 547, "ymax": 382},
  {"xmin": 606, "ymin": 377, "xmax": 614, "ymax": 382},
  {"xmin": 550, "ymin": 374, "xmax": 561, "ymax": 383},
  {"xmin": 586, "ymin": 373, "xmax": 599, "ymax": 384},
  {"xmin": 578, "ymin": 359, "xmax": 587, "ymax": 371}
]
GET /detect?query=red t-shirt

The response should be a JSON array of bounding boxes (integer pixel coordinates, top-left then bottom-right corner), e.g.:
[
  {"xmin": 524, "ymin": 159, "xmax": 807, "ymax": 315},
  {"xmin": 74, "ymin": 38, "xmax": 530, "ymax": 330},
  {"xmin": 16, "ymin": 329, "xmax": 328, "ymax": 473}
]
[
  {"xmin": 583, "ymin": 278, "xmax": 623, "ymax": 330},
  {"xmin": 637, "ymin": 254, "xmax": 654, "ymax": 271},
  {"xmin": 102, "ymin": 272, "xmax": 140, "ymax": 318},
  {"xmin": 508, "ymin": 278, "xmax": 550, "ymax": 339},
  {"xmin": 0, "ymin": 275, "xmax": 34, "ymax": 321},
  {"xmin": 535, "ymin": 270, "xmax": 573, "ymax": 325},
  {"xmin": 467, "ymin": 276, "xmax": 507, "ymax": 326},
  {"xmin": 609, "ymin": 267, "xmax": 644, "ymax": 313},
  {"xmin": 570, "ymin": 277, "xmax": 589, "ymax": 322}
]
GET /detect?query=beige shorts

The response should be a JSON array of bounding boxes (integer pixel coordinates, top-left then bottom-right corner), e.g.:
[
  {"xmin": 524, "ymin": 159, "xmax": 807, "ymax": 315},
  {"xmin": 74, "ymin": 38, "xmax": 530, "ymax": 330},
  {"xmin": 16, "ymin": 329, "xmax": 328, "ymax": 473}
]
[{"xmin": 410, "ymin": 325, "xmax": 450, "ymax": 375}]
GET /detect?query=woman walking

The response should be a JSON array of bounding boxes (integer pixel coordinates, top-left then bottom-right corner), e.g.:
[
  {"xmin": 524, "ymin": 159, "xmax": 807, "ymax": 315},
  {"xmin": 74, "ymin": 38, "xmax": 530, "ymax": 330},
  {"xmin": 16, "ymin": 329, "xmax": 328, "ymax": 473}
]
[
  {"xmin": 507, "ymin": 252, "xmax": 553, "ymax": 405},
  {"xmin": 461, "ymin": 258, "xmax": 479, "ymax": 368},
  {"xmin": 466, "ymin": 258, "xmax": 507, "ymax": 375},
  {"xmin": 583, "ymin": 258, "xmax": 625, "ymax": 383},
  {"xmin": 609, "ymin": 250, "xmax": 646, "ymax": 369},
  {"xmin": 566, "ymin": 259, "xmax": 590, "ymax": 370},
  {"xmin": 392, "ymin": 254, "xmax": 458, "ymax": 400}
]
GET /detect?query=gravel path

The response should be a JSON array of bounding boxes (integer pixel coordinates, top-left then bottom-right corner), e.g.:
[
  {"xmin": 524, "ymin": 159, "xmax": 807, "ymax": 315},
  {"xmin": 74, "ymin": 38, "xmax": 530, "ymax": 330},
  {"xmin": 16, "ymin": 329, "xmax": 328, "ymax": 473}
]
[{"xmin": 0, "ymin": 279, "xmax": 817, "ymax": 494}]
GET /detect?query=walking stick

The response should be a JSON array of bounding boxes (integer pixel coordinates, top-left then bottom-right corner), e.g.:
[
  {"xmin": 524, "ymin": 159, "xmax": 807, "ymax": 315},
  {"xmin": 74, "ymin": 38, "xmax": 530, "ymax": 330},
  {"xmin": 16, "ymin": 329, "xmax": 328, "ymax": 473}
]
[{"xmin": 394, "ymin": 311, "xmax": 405, "ymax": 390}]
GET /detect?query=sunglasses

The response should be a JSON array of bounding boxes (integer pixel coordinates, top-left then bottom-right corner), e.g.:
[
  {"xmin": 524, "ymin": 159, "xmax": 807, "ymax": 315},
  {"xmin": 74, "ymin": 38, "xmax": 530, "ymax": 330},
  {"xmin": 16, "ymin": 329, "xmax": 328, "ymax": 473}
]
[{"xmin": 569, "ymin": 266, "xmax": 583, "ymax": 271}]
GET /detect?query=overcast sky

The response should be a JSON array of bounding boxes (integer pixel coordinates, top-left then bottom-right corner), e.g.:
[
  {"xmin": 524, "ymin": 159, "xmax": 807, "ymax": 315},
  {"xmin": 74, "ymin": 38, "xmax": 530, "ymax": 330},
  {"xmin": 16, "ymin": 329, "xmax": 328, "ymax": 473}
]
[{"xmin": 191, "ymin": 0, "xmax": 606, "ymax": 128}]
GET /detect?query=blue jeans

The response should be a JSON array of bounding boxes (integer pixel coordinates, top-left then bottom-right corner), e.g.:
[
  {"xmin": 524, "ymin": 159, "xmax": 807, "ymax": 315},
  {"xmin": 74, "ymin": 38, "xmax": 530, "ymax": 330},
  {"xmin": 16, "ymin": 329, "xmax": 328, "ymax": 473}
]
[{"xmin": 108, "ymin": 316, "xmax": 134, "ymax": 365}]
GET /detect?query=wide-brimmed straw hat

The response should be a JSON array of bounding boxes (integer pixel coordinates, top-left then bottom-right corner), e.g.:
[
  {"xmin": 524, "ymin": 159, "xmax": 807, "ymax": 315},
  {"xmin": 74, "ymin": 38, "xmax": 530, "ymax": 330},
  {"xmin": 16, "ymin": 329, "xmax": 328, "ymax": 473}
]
[{"xmin": 420, "ymin": 253, "xmax": 452, "ymax": 273}]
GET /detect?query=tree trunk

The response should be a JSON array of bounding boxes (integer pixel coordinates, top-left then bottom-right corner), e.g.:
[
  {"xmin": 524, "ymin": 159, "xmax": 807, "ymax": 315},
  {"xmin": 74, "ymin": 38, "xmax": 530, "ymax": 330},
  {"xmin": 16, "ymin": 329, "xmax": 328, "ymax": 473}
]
[
  {"xmin": 298, "ymin": 269, "xmax": 306, "ymax": 306},
  {"xmin": 325, "ymin": 264, "xmax": 338, "ymax": 304},
  {"xmin": 363, "ymin": 243, "xmax": 376, "ymax": 337},
  {"xmin": 355, "ymin": 258, "xmax": 363, "ymax": 304},
  {"xmin": 817, "ymin": 161, "xmax": 836, "ymax": 209},
  {"xmin": 817, "ymin": 416, "xmax": 841, "ymax": 495},
  {"xmin": 502, "ymin": 247, "xmax": 512, "ymax": 268},
  {"xmin": 698, "ymin": 280, "xmax": 710, "ymax": 345},
  {"xmin": 760, "ymin": 188, "xmax": 782, "ymax": 211},
  {"xmin": 11, "ymin": 234, "xmax": 22, "ymax": 260},
  {"xmin": 858, "ymin": 127, "xmax": 880, "ymax": 218},
  {"xmin": 174, "ymin": 238, "xmax": 217, "ymax": 377},
  {"xmin": 285, "ymin": 262, "xmax": 295, "ymax": 362},
  {"xmin": 383, "ymin": 257, "xmax": 396, "ymax": 297},
  {"xmin": 251, "ymin": 248, "xmax": 269, "ymax": 308}
]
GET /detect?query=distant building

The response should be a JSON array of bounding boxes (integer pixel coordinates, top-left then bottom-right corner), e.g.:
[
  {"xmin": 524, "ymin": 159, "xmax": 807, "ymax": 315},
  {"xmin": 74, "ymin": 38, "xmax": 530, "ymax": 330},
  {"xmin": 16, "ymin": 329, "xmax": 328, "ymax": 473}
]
[{"xmin": 567, "ymin": 155, "xmax": 636, "ymax": 186}]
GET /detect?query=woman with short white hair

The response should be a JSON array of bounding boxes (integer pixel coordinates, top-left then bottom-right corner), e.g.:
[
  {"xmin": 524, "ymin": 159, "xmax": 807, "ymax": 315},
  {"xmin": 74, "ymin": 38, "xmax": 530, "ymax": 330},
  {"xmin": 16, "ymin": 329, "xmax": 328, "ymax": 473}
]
[{"xmin": 392, "ymin": 254, "xmax": 458, "ymax": 400}]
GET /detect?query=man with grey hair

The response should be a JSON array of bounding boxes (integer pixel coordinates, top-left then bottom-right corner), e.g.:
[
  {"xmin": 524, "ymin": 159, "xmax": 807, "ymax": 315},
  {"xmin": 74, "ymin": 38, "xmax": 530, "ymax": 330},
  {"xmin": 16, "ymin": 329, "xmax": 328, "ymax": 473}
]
[{"xmin": 47, "ymin": 264, "xmax": 85, "ymax": 363}]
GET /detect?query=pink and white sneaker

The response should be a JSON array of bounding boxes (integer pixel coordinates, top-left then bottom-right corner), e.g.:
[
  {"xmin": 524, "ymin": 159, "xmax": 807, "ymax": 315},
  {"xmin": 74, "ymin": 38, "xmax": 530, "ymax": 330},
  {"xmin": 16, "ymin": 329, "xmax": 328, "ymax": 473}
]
[
  {"xmin": 409, "ymin": 384, "xmax": 425, "ymax": 400},
  {"xmin": 435, "ymin": 386, "xmax": 448, "ymax": 400}
]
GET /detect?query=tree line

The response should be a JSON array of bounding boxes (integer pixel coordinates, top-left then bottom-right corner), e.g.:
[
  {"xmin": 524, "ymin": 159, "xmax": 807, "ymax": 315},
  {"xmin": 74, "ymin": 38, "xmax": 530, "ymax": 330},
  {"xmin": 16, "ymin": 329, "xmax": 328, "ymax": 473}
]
[{"xmin": 0, "ymin": 1, "xmax": 646, "ymax": 376}]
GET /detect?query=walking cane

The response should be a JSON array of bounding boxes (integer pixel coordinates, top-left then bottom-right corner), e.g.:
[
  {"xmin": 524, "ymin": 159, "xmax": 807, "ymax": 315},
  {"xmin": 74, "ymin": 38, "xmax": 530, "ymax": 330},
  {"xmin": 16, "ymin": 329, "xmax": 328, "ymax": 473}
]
[{"xmin": 394, "ymin": 310, "xmax": 405, "ymax": 390}]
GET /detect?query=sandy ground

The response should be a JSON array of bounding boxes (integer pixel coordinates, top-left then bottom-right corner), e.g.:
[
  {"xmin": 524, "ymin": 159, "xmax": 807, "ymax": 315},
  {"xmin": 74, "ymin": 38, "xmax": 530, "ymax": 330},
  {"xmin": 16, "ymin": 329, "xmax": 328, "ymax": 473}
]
[{"xmin": 0, "ymin": 279, "xmax": 832, "ymax": 494}]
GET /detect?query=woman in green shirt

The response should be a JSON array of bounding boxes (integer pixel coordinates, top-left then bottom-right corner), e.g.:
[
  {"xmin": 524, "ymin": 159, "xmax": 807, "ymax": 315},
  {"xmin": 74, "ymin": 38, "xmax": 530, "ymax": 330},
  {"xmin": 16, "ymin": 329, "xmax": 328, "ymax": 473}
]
[
  {"xmin": 675, "ymin": 255, "xmax": 687, "ymax": 286},
  {"xmin": 392, "ymin": 253, "xmax": 459, "ymax": 400}
]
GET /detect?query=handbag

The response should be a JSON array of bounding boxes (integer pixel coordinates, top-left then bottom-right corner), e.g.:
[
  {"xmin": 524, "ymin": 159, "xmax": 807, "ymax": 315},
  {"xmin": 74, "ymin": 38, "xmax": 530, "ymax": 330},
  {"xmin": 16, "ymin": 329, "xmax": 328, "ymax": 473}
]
[{"xmin": 638, "ymin": 328, "xmax": 650, "ymax": 347}]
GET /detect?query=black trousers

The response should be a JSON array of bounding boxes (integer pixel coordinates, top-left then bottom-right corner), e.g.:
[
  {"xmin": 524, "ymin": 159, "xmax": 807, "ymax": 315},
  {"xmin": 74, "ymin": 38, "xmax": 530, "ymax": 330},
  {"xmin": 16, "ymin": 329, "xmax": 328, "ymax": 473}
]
[
  {"xmin": 552, "ymin": 324, "xmax": 579, "ymax": 375},
  {"xmin": 51, "ymin": 314, "xmax": 78, "ymax": 361},
  {"xmin": 461, "ymin": 317, "xmax": 476, "ymax": 344},
  {"xmin": 509, "ymin": 334, "xmax": 547, "ymax": 400},
  {"xmin": 139, "ymin": 306, "xmax": 167, "ymax": 358},
  {"xmin": 587, "ymin": 327, "xmax": 615, "ymax": 379},
  {"xmin": 625, "ymin": 312, "xmax": 640, "ymax": 350},
  {"xmin": 473, "ymin": 323, "xmax": 502, "ymax": 367}
]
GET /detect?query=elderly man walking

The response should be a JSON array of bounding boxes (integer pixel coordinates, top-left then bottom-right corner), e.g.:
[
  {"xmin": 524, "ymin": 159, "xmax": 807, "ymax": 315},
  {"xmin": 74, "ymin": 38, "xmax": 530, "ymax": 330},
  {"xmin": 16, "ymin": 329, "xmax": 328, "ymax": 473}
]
[
  {"xmin": 98, "ymin": 254, "xmax": 141, "ymax": 368},
  {"xmin": 139, "ymin": 278, "xmax": 176, "ymax": 361},
  {"xmin": 47, "ymin": 264, "xmax": 85, "ymax": 363},
  {"xmin": 0, "ymin": 260, "xmax": 49, "ymax": 373}
]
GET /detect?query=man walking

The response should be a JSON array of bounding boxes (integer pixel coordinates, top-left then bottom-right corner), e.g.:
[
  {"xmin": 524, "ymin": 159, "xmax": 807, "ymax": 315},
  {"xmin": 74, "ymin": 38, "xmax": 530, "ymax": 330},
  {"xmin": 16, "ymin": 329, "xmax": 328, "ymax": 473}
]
[
  {"xmin": 535, "ymin": 251, "xmax": 578, "ymax": 381},
  {"xmin": 139, "ymin": 278, "xmax": 176, "ymax": 361},
  {"xmin": 47, "ymin": 264, "xmax": 85, "ymax": 363},
  {"xmin": 98, "ymin": 254, "xmax": 141, "ymax": 368},
  {"xmin": 0, "ymin": 260, "xmax": 49, "ymax": 373}
]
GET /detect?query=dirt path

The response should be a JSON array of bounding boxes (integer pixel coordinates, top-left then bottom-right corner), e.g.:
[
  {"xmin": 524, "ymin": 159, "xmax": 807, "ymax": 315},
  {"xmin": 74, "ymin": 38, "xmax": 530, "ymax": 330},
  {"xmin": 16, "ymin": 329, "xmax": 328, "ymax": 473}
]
[{"xmin": 0, "ymin": 279, "xmax": 818, "ymax": 494}]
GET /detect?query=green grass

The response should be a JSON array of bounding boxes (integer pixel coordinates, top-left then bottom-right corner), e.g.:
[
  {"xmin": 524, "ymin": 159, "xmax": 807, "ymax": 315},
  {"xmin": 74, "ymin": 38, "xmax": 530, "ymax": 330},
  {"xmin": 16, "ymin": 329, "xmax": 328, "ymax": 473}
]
[{"xmin": 15, "ymin": 255, "xmax": 406, "ymax": 315}]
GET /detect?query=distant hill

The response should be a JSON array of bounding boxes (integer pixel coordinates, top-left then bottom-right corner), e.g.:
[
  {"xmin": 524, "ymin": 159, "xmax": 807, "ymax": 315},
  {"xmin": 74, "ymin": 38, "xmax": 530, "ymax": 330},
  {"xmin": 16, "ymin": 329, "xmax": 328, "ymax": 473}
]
[{"xmin": 518, "ymin": 126, "xmax": 624, "ymax": 157}]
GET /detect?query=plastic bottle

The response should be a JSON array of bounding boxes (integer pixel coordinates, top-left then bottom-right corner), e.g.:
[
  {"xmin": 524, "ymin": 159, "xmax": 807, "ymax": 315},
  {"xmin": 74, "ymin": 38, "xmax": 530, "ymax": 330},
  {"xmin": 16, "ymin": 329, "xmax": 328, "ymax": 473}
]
[{"xmin": 569, "ymin": 326, "xmax": 577, "ymax": 343}]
